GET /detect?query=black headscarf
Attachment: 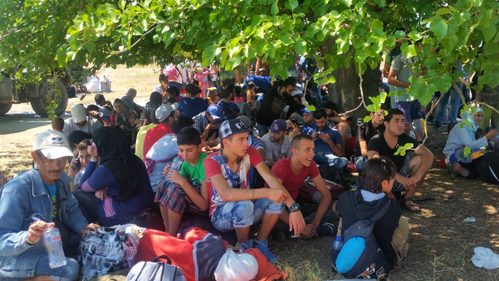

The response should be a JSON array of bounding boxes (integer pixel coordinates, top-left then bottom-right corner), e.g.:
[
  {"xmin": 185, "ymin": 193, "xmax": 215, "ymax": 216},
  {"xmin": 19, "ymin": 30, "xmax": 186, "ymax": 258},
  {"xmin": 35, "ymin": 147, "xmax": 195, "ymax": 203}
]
[
  {"xmin": 150, "ymin": 91, "xmax": 163, "ymax": 104},
  {"xmin": 93, "ymin": 126, "xmax": 147, "ymax": 202}
]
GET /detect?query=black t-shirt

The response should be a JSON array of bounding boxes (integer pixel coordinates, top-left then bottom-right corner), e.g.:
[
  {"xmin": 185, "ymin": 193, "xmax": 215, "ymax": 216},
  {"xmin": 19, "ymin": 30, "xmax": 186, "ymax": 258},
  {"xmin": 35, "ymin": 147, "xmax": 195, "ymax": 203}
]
[
  {"xmin": 256, "ymin": 87, "xmax": 299, "ymax": 126},
  {"xmin": 367, "ymin": 132, "xmax": 419, "ymax": 171},
  {"xmin": 336, "ymin": 189, "xmax": 401, "ymax": 267},
  {"xmin": 355, "ymin": 121, "xmax": 384, "ymax": 157}
]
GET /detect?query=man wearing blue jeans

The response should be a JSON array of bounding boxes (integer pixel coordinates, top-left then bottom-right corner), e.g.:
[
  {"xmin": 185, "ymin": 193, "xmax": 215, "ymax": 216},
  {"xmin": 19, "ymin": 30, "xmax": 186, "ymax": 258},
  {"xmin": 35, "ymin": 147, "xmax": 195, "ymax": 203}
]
[
  {"xmin": 0, "ymin": 130, "xmax": 100, "ymax": 281},
  {"xmin": 204, "ymin": 119, "xmax": 305, "ymax": 263},
  {"xmin": 434, "ymin": 61, "xmax": 465, "ymax": 128}
]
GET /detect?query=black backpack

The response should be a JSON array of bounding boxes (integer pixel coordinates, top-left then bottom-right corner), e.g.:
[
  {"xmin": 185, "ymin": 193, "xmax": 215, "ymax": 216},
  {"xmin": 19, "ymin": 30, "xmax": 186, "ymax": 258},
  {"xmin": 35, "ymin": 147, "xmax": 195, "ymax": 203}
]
[
  {"xmin": 477, "ymin": 151, "xmax": 499, "ymax": 184},
  {"xmin": 319, "ymin": 165, "xmax": 348, "ymax": 188},
  {"xmin": 331, "ymin": 201, "xmax": 392, "ymax": 279}
]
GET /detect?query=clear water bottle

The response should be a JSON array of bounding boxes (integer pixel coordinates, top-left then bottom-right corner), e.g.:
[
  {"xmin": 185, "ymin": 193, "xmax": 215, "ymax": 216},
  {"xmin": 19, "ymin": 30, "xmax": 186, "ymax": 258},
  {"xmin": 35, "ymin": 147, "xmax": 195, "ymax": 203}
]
[
  {"xmin": 333, "ymin": 235, "xmax": 343, "ymax": 251},
  {"xmin": 42, "ymin": 227, "xmax": 67, "ymax": 268},
  {"xmin": 166, "ymin": 157, "xmax": 184, "ymax": 182}
]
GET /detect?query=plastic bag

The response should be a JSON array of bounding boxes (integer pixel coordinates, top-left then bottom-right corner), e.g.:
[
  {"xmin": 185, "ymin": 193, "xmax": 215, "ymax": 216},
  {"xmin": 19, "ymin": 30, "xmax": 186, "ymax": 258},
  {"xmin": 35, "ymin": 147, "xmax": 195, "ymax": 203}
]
[
  {"xmin": 471, "ymin": 247, "xmax": 499, "ymax": 270},
  {"xmin": 214, "ymin": 248, "xmax": 258, "ymax": 281}
]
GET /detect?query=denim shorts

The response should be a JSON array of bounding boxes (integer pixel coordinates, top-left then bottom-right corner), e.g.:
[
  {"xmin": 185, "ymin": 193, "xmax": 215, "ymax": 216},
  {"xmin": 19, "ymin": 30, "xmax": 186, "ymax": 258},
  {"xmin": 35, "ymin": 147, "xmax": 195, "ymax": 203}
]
[{"xmin": 210, "ymin": 198, "xmax": 284, "ymax": 232}]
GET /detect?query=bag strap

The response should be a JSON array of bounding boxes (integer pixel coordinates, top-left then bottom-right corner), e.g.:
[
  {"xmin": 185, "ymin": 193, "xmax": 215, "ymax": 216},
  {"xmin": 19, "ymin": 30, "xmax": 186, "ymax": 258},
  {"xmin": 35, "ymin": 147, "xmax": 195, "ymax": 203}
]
[
  {"xmin": 364, "ymin": 200, "xmax": 392, "ymax": 226},
  {"xmin": 152, "ymin": 255, "xmax": 173, "ymax": 264}
]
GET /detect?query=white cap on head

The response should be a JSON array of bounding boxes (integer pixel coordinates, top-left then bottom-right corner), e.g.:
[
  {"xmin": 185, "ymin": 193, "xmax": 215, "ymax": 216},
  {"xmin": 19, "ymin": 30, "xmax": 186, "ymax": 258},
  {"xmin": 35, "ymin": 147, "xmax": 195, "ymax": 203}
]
[
  {"xmin": 71, "ymin": 104, "xmax": 87, "ymax": 123},
  {"xmin": 155, "ymin": 104, "xmax": 174, "ymax": 122},
  {"xmin": 33, "ymin": 130, "xmax": 73, "ymax": 160}
]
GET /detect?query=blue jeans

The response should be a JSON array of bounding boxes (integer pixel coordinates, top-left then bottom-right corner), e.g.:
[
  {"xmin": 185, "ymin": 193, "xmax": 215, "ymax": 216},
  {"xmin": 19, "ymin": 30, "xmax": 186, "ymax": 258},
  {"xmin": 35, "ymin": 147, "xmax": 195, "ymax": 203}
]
[
  {"xmin": 435, "ymin": 87, "xmax": 461, "ymax": 127},
  {"xmin": 256, "ymin": 123, "xmax": 270, "ymax": 137},
  {"xmin": 211, "ymin": 198, "xmax": 284, "ymax": 232},
  {"xmin": 313, "ymin": 152, "xmax": 348, "ymax": 170},
  {"xmin": 355, "ymin": 156, "xmax": 366, "ymax": 172},
  {"xmin": 3, "ymin": 256, "xmax": 79, "ymax": 281}
]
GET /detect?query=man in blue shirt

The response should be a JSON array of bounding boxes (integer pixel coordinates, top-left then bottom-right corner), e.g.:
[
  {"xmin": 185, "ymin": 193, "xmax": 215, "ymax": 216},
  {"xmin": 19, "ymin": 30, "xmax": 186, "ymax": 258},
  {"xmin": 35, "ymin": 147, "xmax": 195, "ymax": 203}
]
[
  {"xmin": 301, "ymin": 109, "xmax": 348, "ymax": 170},
  {"xmin": 218, "ymin": 84, "xmax": 239, "ymax": 120}
]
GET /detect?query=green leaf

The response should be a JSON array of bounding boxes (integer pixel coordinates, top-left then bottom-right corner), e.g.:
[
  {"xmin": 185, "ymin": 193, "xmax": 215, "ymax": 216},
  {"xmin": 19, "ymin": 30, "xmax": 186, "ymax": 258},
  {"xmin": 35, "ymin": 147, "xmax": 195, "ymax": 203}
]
[
  {"xmin": 371, "ymin": 19, "xmax": 383, "ymax": 35},
  {"xmin": 226, "ymin": 56, "xmax": 242, "ymax": 70},
  {"xmin": 430, "ymin": 16, "xmax": 448, "ymax": 40},
  {"xmin": 57, "ymin": 46, "xmax": 67, "ymax": 66},
  {"xmin": 119, "ymin": 0, "xmax": 126, "ymax": 10},
  {"xmin": 482, "ymin": 21, "xmax": 497, "ymax": 42},
  {"xmin": 436, "ymin": 8, "xmax": 451, "ymax": 16},
  {"xmin": 202, "ymin": 45, "xmax": 218, "ymax": 67},
  {"xmin": 364, "ymin": 116, "xmax": 371, "ymax": 122},
  {"xmin": 366, "ymin": 104, "xmax": 375, "ymax": 112},
  {"xmin": 221, "ymin": 49, "xmax": 230, "ymax": 68},
  {"xmin": 153, "ymin": 34, "xmax": 162, "ymax": 44},
  {"xmin": 271, "ymin": 2, "xmax": 279, "ymax": 15},
  {"xmin": 280, "ymin": 35, "xmax": 293, "ymax": 45},
  {"xmin": 463, "ymin": 146, "xmax": 471, "ymax": 157},
  {"xmin": 289, "ymin": 0, "xmax": 299, "ymax": 11},
  {"xmin": 85, "ymin": 42, "xmax": 95, "ymax": 52}
]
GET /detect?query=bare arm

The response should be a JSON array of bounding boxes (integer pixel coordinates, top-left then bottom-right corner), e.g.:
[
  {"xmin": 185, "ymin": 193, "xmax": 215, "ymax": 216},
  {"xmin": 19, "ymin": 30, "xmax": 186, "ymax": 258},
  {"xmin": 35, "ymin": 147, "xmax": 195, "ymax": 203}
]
[
  {"xmin": 209, "ymin": 174, "xmax": 275, "ymax": 202},
  {"xmin": 309, "ymin": 175, "xmax": 333, "ymax": 228},
  {"xmin": 387, "ymin": 69, "xmax": 410, "ymax": 88},
  {"xmin": 359, "ymin": 140, "xmax": 368, "ymax": 158}
]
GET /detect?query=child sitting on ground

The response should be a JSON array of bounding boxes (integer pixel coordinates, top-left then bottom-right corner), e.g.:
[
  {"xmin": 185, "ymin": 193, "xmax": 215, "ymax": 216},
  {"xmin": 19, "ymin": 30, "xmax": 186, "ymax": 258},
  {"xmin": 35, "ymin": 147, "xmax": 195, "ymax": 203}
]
[
  {"xmin": 156, "ymin": 127, "xmax": 210, "ymax": 236},
  {"xmin": 51, "ymin": 117, "xmax": 64, "ymax": 132},
  {"xmin": 333, "ymin": 156, "xmax": 402, "ymax": 275},
  {"xmin": 68, "ymin": 139, "xmax": 91, "ymax": 190}
]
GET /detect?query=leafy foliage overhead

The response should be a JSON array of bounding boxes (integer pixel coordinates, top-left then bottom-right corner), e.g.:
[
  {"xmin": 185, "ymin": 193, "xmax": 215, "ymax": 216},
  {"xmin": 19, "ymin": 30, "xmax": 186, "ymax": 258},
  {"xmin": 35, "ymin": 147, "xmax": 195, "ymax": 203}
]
[{"xmin": 1, "ymin": 0, "xmax": 499, "ymax": 107}]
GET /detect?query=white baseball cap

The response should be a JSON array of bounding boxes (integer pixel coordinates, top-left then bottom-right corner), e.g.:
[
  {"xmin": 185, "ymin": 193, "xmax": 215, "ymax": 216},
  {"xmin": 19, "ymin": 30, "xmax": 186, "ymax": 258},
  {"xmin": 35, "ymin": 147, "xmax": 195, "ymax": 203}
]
[
  {"xmin": 71, "ymin": 104, "xmax": 87, "ymax": 123},
  {"xmin": 33, "ymin": 130, "xmax": 74, "ymax": 159},
  {"xmin": 155, "ymin": 104, "xmax": 174, "ymax": 122}
]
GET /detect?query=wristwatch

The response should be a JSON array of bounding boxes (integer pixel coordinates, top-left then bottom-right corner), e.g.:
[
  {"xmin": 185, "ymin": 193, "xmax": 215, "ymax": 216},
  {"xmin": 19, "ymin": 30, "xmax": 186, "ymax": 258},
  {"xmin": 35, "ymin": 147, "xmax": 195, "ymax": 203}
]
[{"xmin": 288, "ymin": 202, "xmax": 301, "ymax": 213}]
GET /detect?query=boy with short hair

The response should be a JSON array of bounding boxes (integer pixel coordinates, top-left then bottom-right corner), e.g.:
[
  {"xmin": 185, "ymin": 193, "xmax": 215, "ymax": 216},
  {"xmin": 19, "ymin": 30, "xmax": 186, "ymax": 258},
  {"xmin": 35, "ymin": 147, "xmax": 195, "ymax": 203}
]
[
  {"xmin": 68, "ymin": 139, "xmax": 92, "ymax": 190},
  {"xmin": 51, "ymin": 117, "xmax": 65, "ymax": 132},
  {"xmin": 156, "ymin": 127, "xmax": 210, "ymax": 236},
  {"xmin": 333, "ymin": 157, "xmax": 402, "ymax": 271}
]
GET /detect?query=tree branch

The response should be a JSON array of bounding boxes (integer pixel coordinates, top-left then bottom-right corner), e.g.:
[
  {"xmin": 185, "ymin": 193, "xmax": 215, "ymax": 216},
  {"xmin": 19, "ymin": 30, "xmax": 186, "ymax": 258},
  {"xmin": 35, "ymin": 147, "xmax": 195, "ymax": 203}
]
[
  {"xmin": 342, "ymin": 62, "xmax": 367, "ymax": 115},
  {"xmin": 111, "ymin": 23, "xmax": 160, "ymax": 55}
]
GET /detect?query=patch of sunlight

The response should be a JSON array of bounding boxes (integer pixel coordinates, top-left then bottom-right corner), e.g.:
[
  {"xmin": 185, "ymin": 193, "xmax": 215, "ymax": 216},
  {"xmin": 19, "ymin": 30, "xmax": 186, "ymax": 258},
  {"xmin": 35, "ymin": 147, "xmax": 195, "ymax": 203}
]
[
  {"xmin": 484, "ymin": 205, "xmax": 498, "ymax": 215},
  {"xmin": 445, "ymin": 190, "xmax": 454, "ymax": 194},
  {"xmin": 409, "ymin": 224, "xmax": 422, "ymax": 230},
  {"xmin": 439, "ymin": 235, "xmax": 451, "ymax": 240},
  {"xmin": 420, "ymin": 208, "xmax": 437, "ymax": 218}
]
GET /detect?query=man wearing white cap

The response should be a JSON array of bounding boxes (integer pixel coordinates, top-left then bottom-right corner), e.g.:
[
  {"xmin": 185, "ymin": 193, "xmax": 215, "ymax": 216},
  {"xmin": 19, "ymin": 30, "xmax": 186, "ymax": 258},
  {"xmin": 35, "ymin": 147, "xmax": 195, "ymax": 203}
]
[
  {"xmin": 0, "ymin": 130, "xmax": 100, "ymax": 281},
  {"xmin": 62, "ymin": 104, "xmax": 103, "ymax": 139}
]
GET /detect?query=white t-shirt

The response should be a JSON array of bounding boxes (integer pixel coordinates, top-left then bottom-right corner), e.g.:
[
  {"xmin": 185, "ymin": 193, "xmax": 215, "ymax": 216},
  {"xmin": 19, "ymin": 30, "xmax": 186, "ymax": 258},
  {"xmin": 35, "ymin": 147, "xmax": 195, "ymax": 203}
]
[
  {"xmin": 62, "ymin": 116, "xmax": 103, "ymax": 139},
  {"xmin": 152, "ymin": 85, "xmax": 164, "ymax": 95}
]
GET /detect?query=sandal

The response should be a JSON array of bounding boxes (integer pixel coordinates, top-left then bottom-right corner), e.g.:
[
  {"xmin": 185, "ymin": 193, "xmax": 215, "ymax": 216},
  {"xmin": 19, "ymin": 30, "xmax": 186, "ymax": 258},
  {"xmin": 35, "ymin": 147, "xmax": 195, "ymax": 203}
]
[{"xmin": 402, "ymin": 197, "xmax": 421, "ymax": 213}]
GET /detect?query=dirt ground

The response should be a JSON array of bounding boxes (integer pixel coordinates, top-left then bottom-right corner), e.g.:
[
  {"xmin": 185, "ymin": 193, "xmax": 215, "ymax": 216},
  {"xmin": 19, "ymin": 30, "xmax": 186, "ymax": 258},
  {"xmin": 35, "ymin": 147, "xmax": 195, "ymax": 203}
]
[{"xmin": 1, "ymin": 65, "xmax": 499, "ymax": 281}]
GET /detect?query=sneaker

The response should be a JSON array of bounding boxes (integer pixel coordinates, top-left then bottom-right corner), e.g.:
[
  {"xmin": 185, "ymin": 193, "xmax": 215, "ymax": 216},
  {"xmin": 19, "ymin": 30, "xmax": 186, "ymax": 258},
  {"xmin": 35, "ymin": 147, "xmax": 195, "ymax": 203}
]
[
  {"xmin": 235, "ymin": 239, "xmax": 253, "ymax": 251},
  {"xmin": 451, "ymin": 162, "xmax": 470, "ymax": 177},
  {"xmin": 255, "ymin": 239, "xmax": 277, "ymax": 264},
  {"xmin": 316, "ymin": 222, "xmax": 336, "ymax": 237}
]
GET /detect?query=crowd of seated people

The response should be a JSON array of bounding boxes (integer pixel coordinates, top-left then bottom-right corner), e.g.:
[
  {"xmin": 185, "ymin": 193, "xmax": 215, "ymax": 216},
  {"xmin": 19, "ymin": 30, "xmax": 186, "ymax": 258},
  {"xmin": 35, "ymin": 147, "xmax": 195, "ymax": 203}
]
[{"xmin": 3, "ymin": 57, "xmax": 496, "ymax": 280}]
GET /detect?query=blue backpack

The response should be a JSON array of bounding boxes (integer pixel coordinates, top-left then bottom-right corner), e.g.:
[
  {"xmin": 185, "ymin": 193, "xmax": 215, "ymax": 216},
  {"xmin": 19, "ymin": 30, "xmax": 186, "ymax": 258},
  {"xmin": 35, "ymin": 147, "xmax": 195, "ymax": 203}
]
[{"xmin": 331, "ymin": 201, "xmax": 392, "ymax": 279}]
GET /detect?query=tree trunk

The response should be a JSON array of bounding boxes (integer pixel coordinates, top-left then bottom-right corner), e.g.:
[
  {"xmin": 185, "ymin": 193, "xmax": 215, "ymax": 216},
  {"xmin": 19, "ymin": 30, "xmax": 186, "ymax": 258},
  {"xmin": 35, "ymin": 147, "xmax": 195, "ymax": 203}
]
[{"xmin": 327, "ymin": 61, "xmax": 381, "ymax": 122}]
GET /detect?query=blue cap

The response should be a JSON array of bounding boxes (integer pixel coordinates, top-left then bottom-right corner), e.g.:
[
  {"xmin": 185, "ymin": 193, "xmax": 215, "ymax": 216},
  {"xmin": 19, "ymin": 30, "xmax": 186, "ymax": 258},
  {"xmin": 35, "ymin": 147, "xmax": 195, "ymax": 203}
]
[{"xmin": 207, "ymin": 104, "xmax": 225, "ymax": 123}]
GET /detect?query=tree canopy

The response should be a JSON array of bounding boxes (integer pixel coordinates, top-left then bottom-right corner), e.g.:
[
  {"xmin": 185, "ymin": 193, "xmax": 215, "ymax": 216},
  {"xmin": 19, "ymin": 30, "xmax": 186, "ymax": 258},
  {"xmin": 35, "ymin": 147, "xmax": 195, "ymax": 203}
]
[{"xmin": 2, "ymin": 0, "xmax": 499, "ymax": 109}]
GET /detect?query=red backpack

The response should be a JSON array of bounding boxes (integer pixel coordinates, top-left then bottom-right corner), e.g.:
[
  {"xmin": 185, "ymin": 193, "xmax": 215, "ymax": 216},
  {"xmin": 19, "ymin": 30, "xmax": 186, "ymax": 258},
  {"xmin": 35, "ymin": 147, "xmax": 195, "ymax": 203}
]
[{"xmin": 136, "ymin": 228, "xmax": 227, "ymax": 281}]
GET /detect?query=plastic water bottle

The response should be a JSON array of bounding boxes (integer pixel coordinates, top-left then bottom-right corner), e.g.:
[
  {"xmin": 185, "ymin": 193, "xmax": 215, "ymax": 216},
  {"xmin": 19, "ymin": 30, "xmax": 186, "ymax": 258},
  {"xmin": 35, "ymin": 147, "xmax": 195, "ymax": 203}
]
[
  {"xmin": 333, "ymin": 235, "xmax": 343, "ymax": 251},
  {"xmin": 42, "ymin": 227, "xmax": 67, "ymax": 268},
  {"xmin": 166, "ymin": 157, "xmax": 184, "ymax": 182}
]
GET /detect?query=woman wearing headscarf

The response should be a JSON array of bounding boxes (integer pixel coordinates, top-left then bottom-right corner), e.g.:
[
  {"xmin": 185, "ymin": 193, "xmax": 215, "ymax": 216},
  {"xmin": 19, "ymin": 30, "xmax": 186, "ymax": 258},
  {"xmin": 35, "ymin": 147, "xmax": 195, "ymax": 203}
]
[
  {"xmin": 443, "ymin": 106, "xmax": 498, "ymax": 177},
  {"xmin": 73, "ymin": 127, "xmax": 154, "ymax": 226},
  {"xmin": 143, "ymin": 91, "xmax": 163, "ymax": 124}
]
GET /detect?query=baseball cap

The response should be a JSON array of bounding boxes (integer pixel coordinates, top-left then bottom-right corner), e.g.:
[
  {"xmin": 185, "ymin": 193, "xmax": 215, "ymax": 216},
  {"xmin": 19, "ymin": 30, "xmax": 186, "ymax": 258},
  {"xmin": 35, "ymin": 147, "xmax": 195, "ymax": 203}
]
[
  {"xmin": 270, "ymin": 119, "xmax": 287, "ymax": 133},
  {"xmin": 155, "ymin": 104, "xmax": 174, "ymax": 123},
  {"xmin": 236, "ymin": 115, "xmax": 252, "ymax": 128},
  {"xmin": 207, "ymin": 104, "xmax": 224, "ymax": 123},
  {"xmin": 185, "ymin": 84, "xmax": 202, "ymax": 95},
  {"xmin": 219, "ymin": 119, "xmax": 251, "ymax": 140},
  {"xmin": 33, "ymin": 130, "xmax": 73, "ymax": 160},
  {"xmin": 71, "ymin": 104, "xmax": 87, "ymax": 123}
]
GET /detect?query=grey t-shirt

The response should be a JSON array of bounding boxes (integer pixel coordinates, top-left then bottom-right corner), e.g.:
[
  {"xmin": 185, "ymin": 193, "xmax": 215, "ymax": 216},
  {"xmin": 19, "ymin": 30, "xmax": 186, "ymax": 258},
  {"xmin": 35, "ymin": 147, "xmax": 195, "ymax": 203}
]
[
  {"xmin": 261, "ymin": 133, "xmax": 292, "ymax": 163},
  {"xmin": 390, "ymin": 54, "xmax": 416, "ymax": 103}
]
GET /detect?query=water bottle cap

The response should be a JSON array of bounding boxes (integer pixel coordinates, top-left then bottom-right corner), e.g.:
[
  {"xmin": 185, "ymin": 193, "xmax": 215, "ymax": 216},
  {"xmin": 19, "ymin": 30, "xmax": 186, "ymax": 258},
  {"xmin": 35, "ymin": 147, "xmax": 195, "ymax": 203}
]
[{"xmin": 335, "ymin": 236, "xmax": 342, "ymax": 241}]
